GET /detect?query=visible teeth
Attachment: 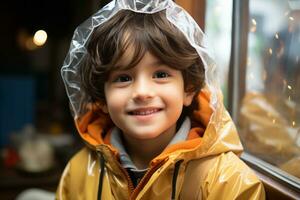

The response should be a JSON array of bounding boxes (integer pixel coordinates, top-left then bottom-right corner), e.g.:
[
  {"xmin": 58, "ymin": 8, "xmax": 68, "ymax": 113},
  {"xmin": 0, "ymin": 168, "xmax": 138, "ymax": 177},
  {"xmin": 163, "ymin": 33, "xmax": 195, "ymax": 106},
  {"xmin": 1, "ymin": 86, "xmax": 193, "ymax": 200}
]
[{"xmin": 132, "ymin": 109, "xmax": 159, "ymax": 115}]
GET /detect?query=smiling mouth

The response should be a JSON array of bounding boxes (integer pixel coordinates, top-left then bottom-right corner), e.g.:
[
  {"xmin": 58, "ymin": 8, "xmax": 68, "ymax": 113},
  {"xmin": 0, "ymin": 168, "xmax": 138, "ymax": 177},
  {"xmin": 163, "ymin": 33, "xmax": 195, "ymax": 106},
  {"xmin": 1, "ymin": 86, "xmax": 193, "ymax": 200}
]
[{"xmin": 128, "ymin": 108, "xmax": 162, "ymax": 116}]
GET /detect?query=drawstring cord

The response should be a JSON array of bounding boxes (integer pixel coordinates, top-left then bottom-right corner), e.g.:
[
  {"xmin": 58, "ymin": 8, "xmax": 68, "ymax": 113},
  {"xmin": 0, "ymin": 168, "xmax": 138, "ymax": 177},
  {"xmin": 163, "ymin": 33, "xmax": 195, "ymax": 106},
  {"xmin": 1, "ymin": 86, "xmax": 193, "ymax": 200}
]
[
  {"xmin": 171, "ymin": 160, "xmax": 183, "ymax": 200},
  {"xmin": 98, "ymin": 153, "xmax": 105, "ymax": 200}
]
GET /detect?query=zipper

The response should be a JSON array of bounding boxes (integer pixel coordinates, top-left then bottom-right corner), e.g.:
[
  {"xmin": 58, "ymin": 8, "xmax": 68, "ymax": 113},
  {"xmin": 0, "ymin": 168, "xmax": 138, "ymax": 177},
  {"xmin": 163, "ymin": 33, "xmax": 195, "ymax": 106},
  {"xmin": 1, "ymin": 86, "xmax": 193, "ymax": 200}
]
[
  {"xmin": 97, "ymin": 146, "xmax": 135, "ymax": 196},
  {"xmin": 171, "ymin": 160, "xmax": 183, "ymax": 200},
  {"xmin": 130, "ymin": 159, "xmax": 167, "ymax": 200},
  {"xmin": 95, "ymin": 145, "xmax": 169, "ymax": 199},
  {"xmin": 105, "ymin": 151, "xmax": 168, "ymax": 199},
  {"xmin": 105, "ymin": 155, "xmax": 166, "ymax": 199},
  {"xmin": 116, "ymin": 161, "xmax": 135, "ymax": 194}
]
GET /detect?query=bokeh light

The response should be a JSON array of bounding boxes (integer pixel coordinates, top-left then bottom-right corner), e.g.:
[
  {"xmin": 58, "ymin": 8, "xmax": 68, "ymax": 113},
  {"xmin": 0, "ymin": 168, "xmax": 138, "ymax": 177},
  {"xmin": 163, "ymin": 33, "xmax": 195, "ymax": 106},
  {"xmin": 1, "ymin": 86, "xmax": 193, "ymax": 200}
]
[{"xmin": 33, "ymin": 30, "xmax": 47, "ymax": 46}]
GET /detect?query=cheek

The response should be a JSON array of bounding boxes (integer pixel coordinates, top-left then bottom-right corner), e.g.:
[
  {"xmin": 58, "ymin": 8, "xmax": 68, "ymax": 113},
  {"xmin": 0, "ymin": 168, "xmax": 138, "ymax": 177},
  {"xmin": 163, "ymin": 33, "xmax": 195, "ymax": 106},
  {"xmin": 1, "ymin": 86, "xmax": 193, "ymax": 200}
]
[
  {"xmin": 162, "ymin": 87, "xmax": 185, "ymax": 111},
  {"xmin": 105, "ymin": 89, "xmax": 129, "ymax": 112},
  {"xmin": 164, "ymin": 82, "xmax": 185, "ymax": 102},
  {"xmin": 106, "ymin": 94, "xmax": 121, "ymax": 111}
]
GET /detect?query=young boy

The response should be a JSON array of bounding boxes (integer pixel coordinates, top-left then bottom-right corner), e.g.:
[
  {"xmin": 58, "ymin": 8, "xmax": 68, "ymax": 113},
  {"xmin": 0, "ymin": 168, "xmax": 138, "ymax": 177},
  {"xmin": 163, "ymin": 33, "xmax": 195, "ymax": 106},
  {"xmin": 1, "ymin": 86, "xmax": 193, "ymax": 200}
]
[{"xmin": 58, "ymin": 0, "xmax": 265, "ymax": 199}]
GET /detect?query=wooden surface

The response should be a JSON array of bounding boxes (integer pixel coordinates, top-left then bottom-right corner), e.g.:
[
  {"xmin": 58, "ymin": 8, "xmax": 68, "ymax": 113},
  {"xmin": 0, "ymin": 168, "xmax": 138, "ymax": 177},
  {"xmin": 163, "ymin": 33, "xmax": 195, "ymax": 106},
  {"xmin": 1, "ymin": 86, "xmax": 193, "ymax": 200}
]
[{"xmin": 175, "ymin": 0, "xmax": 206, "ymax": 30}]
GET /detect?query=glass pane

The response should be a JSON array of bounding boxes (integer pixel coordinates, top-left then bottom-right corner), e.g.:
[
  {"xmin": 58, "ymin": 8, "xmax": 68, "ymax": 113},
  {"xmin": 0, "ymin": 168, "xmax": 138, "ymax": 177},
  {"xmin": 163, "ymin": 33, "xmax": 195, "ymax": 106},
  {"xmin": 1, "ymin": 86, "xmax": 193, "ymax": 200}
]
[
  {"xmin": 239, "ymin": 0, "xmax": 300, "ymax": 182},
  {"xmin": 205, "ymin": 0, "xmax": 233, "ymax": 107}
]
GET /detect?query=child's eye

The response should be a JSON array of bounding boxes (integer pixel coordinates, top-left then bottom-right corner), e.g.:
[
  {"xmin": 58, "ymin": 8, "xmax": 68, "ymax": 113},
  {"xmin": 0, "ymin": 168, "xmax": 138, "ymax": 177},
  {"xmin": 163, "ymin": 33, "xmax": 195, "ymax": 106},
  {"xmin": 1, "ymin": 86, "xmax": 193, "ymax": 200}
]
[
  {"xmin": 113, "ymin": 74, "xmax": 132, "ymax": 82},
  {"xmin": 153, "ymin": 71, "xmax": 170, "ymax": 79}
]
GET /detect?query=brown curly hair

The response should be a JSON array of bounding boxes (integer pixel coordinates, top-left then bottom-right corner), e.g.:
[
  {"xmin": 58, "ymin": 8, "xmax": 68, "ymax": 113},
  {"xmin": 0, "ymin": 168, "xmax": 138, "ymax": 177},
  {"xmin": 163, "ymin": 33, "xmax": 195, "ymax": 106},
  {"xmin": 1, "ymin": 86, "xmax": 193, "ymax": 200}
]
[{"xmin": 80, "ymin": 9, "xmax": 205, "ymax": 111}]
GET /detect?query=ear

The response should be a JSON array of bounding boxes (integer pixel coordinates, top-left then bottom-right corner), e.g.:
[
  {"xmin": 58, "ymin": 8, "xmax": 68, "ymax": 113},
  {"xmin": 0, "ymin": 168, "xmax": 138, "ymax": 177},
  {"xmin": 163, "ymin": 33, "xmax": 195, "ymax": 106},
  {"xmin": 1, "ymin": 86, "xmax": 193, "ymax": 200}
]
[{"xmin": 183, "ymin": 91, "xmax": 196, "ymax": 106}]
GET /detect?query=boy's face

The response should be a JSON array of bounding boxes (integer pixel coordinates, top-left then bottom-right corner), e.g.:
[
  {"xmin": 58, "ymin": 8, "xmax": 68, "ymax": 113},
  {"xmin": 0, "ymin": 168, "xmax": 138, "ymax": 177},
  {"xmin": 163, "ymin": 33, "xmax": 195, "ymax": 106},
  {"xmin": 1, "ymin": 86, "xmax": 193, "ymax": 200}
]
[{"xmin": 104, "ymin": 51, "xmax": 195, "ymax": 141}]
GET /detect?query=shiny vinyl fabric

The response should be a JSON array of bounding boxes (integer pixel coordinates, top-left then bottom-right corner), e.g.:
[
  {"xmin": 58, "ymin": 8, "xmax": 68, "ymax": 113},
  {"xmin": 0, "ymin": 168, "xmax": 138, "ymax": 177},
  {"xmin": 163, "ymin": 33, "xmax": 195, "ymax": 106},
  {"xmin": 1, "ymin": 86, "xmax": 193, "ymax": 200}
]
[{"xmin": 56, "ymin": 91, "xmax": 265, "ymax": 199}]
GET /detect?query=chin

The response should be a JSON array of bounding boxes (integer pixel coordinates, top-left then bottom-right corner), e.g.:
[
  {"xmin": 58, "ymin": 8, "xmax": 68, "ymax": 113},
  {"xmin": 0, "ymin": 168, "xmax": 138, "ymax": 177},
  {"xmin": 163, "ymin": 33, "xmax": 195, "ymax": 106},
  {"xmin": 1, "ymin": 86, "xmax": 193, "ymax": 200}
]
[{"xmin": 128, "ymin": 130, "xmax": 163, "ymax": 140}]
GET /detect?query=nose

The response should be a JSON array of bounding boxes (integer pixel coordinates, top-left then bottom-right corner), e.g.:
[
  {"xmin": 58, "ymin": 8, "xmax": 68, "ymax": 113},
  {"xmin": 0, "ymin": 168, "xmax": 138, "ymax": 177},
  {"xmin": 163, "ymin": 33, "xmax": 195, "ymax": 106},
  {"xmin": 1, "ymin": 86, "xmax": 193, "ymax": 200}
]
[{"xmin": 132, "ymin": 77, "xmax": 154, "ymax": 102}]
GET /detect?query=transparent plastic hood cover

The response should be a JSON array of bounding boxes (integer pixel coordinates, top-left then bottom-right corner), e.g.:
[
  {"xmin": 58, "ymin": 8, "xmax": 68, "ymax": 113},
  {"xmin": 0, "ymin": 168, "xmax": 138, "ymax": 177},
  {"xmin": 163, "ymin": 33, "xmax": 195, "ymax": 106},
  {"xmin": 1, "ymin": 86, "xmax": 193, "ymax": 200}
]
[{"xmin": 61, "ymin": 0, "xmax": 219, "ymax": 119}]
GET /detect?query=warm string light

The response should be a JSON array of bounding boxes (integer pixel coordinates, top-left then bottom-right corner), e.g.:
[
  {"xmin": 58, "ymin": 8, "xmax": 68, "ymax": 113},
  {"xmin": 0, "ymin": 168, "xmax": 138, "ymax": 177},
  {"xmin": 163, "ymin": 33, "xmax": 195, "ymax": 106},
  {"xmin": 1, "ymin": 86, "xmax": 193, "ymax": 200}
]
[
  {"xmin": 17, "ymin": 29, "xmax": 47, "ymax": 51},
  {"xmin": 286, "ymin": 81, "xmax": 296, "ymax": 128},
  {"xmin": 285, "ymin": 80, "xmax": 292, "ymax": 101},
  {"xmin": 286, "ymin": 12, "xmax": 298, "ymax": 130},
  {"xmin": 268, "ymin": 48, "xmax": 273, "ymax": 55},
  {"xmin": 33, "ymin": 30, "xmax": 47, "ymax": 46},
  {"xmin": 267, "ymin": 113, "xmax": 277, "ymax": 125},
  {"xmin": 250, "ymin": 18, "xmax": 257, "ymax": 32},
  {"xmin": 251, "ymin": 10, "xmax": 299, "ymax": 131}
]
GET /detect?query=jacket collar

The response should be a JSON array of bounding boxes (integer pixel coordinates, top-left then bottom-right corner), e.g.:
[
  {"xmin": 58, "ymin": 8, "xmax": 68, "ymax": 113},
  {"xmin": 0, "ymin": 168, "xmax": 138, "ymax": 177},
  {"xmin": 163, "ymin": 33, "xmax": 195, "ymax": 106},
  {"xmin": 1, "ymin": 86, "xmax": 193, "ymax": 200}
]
[{"xmin": 110, "ymin": 117, "xmax": 191, "ymax": 171}]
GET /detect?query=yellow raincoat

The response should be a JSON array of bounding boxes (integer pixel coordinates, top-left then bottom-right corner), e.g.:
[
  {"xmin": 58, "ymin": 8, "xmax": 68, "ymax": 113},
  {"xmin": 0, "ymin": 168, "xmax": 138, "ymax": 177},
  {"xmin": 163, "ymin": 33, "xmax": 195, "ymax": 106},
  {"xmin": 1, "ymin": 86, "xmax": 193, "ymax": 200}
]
[{"xmin": 56, "ymin": 90, "xmax": 265, "ymax": 200}]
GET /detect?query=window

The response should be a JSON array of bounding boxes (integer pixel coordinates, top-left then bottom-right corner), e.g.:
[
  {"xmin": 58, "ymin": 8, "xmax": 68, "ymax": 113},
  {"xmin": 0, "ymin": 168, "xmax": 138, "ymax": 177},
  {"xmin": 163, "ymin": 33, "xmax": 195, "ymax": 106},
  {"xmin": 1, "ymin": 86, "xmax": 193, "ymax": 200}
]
[
  {"xmin": 233, "ymin": 0, "xmax": 300, "ymax": 188},
  {"xmin": 205, "ymin": 0, "xmax": 300, "ymax": 192}
]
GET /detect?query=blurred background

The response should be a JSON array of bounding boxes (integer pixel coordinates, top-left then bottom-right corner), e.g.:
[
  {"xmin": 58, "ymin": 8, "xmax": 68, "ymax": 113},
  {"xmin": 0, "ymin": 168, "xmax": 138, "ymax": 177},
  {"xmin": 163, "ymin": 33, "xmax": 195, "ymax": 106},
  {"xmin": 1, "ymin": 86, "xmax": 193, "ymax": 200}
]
[
  {"xmin": 0, "ymin": 0, "xmax": 111, "ymax": 199},
  {"xmin": 0, "ymin": 0, "xmax": 111, "ymax": 144},
  {"xmin": 0, "ymin": 0, "xmax": 300, "ymax": 199}
]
